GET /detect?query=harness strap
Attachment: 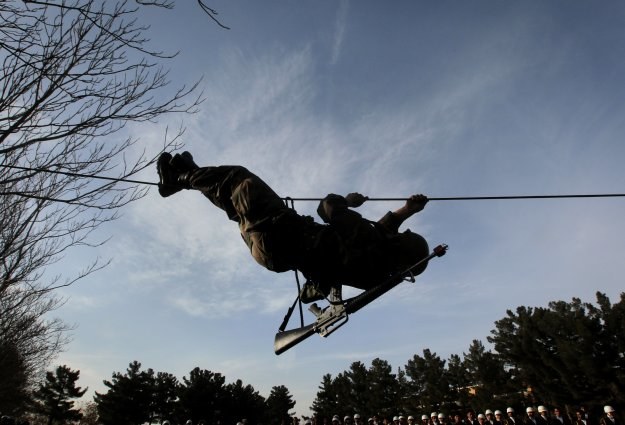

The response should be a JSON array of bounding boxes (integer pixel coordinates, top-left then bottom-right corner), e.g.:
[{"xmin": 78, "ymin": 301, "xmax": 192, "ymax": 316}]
[{"xmin": 280, "ymin": 197, "xmax": 305, "ymax": 329}]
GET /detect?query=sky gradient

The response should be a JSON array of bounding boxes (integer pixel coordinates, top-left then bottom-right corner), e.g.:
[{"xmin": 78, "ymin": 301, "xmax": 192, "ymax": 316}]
[{"xmin": 53, "ymin": 1, "xmax": 625, "ymax": 417}]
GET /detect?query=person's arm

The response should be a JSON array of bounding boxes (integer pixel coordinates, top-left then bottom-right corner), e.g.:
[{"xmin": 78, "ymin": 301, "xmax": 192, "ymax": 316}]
[
  {"xmin": 392, "ymin": 194, "xmax": 428, "ymax": 223},
  {"xmin": 377, "ymin": 194, "xmax": 428, "ymax": 233}
]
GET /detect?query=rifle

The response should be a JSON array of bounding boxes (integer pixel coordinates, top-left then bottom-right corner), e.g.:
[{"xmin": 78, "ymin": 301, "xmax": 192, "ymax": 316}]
[{"xmin": 274, "ymin": 244, "xmax": 448, "ymax": 354}]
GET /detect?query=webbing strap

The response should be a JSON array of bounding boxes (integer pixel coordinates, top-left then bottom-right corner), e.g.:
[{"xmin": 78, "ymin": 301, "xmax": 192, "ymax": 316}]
[{"xmin": 280, "ymin": 197, "xmax": 305, "ymax": 329}]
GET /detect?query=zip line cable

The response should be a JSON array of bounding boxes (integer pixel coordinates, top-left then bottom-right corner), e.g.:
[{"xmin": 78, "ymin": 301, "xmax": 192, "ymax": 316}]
[
  {"xmin": 283, "ymin": 194, "xmax": 625, "ymax": 201},
  {"xmin": 2, "ymin": 164, "xmax": 625, "ymax": 202},
  {"xmin": 2, "ymin": 164, "xmax": 158, "ymax": 186}
]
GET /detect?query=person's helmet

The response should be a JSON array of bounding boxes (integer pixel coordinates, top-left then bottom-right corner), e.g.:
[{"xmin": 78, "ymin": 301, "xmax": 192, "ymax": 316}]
[
  {"xmin": 389, "ymin": 231, "xmax": 429, "ymax": 275},
  {"xmin": 604, "ymin": 406, "xmax": 615, "ymax": 413},
  {"xmin": 537, "ymin": 407, "xmax": 547, "ymax": 413},
  {"xmin": 422, "ymin": 416, "xmax": 429, "ymax": 421}
]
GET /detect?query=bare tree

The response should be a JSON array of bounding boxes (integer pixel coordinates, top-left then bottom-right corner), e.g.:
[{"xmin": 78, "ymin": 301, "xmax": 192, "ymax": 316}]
[{"xmin": 0, "ymin": 0, "xmax": 207, "ymax": 409}]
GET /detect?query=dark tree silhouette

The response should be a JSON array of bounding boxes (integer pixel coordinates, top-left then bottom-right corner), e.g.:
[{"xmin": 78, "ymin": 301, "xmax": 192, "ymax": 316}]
[
  {"xmin": 265, "ymin": 385, "xmax": 296, "ymax": 425},
  {"xmin": 94, "ymin": 361, "xmax": 156, "ymax": 425},
  {"xmin": 31, "ymin": 365, "xmax": 87, "ymax": 425},
  {"xmin": 0, "ymin": 0, "xmax": 204, "ymax": 405}
]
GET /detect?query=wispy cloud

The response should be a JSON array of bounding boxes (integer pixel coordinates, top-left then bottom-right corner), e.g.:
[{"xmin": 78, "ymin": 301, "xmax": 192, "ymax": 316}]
[{"xmin": 330, "ymin": 0, "xmax": 349, "ymax": 65}]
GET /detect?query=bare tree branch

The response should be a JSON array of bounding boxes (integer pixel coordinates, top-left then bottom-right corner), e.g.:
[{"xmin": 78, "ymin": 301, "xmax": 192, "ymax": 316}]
[{"xmin": 0, "ymin": 0, "xmax": 206, "ymax": 407}]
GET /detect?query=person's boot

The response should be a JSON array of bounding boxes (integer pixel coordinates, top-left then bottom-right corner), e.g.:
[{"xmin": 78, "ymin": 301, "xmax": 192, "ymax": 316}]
[
  {"xmin": 157, "ymin": 152, "xmax": 183, "ymax": 197},
  {"xmin": 170, "ymin": 151, "xmax": 199, "ymax": 178},
  {"xmin": 156, "ymin": 151, "xmax": 199, "ymax": 197},
  {"xmin": 299, "ymin": 281, "xmax": 325, "ymax": 304},
  {"xmin": 299, "ymin": 281, "xmax": 342, "ymax": 304}
]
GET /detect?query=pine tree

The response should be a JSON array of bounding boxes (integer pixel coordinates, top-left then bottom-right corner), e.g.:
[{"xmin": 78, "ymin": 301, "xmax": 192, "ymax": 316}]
[
  {"xmin": 446, "ymin": 353, "xmax": 471, "ymax": 411},
  {"xmin": 265, "ymin": 385, "xmax": 296, "ymax": 425},
  {"xmin": 367, "ymin": 358, "xmax": 401, "ymax": 418},
  {"xmin": 177, "ymin": 367, "xmax": 228, "ymax": 424},
  {"xmin": 462, "ymin": 340, "xmax": 512, "ymax": 411},
  {"xmin": 311, "ymin": 374, "xmax": 338, "ymax": 419},
  {"xmin": 404, "ymin": 349, "xmax": 449, "ymax": 413},
  {"xmin": 94, "ymin": 361, "xmax": 156, "ymax": 425},
  {"xmin": 489, "ymin": 292, "xmax": 625, "ymax": 412},
  {"xmin": 31, "ymin": 365, "xmax": 87, "ymax": 425},
  {"xmin": 152, "ymin": 372, "xmax": 180, "ymax": 424},
  {"xmin": 345, "ymin": 361, "xmax": 371, "ymax": 416},
  {"xmin": 224, "ymin": 379, "xmax": 266, "ymax": 425}
]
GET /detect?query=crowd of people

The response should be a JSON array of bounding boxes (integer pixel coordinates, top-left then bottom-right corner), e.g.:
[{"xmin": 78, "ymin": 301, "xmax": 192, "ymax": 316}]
[
  {"xmin": 302, "ymin": 405, "xmax": 620, "ymax": 425},
  {"xmin": 1, "ymin": 404, "xmax": 618, "ymax": 425}
]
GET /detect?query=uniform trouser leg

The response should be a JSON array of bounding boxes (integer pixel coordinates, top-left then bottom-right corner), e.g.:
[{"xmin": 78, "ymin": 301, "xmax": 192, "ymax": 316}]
[
  {"xmin": 187, "ymin": 165, "xmax": 285, "ymax": 224},
  {"xmin": 187, "ymin": 165, "xmax": 296, "ymax": 272}
]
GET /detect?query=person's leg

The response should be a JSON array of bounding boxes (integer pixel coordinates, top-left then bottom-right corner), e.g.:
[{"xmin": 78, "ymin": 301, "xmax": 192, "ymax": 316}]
[
  {"xmin": 157, "ymin": 152, "xmax": 286, "ymax": 222},
  {"xmin": 188, "ymin": 165, "xmax": 287, "ymax": 226}
]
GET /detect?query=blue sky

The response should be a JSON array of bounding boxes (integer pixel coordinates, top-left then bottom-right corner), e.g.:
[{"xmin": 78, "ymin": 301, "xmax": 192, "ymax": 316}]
[{"xmin": 54, "ymin": 1, "xmax": 625, "ymax": 418}]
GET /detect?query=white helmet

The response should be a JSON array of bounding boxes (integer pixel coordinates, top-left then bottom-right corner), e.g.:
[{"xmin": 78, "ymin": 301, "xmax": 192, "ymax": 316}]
[{"xmin": 604, "ymin": 406, "xmax": 615, "ymax": 413}]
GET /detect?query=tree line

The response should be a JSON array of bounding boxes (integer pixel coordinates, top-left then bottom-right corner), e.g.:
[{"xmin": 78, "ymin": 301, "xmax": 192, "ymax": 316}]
[
  {"xmin": 5, "ymin": 361, "xmax": 295, "ymax": 425},
  {"xmin": 311, "ymin": 291, "xmax": 625, "ymax": 420},
  {"xmin": 2, "ymin": 292, "xmax": 623, "ymax": 424}
]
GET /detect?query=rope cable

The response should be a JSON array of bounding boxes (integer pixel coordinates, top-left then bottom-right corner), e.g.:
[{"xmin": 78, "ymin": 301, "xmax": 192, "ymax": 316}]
[{"xmin": 2, "ymin": 164, "xmax": 624, "ymax": 202}]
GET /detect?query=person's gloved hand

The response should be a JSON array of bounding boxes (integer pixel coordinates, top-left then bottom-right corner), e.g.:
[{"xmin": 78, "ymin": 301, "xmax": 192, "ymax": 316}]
[
  {"xmin": 405, "ymin": 194, "xmax": 428, "ymax": 213},
  {"xmin": 345, "ymin": 192, "xmax": 368, "ymax": 207}
]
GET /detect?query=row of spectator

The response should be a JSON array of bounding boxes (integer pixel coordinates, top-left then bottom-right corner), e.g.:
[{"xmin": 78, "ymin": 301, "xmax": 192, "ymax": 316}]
[{"xmin": 304, "ymin": 405, "xmax": 620, "ymax": 425}]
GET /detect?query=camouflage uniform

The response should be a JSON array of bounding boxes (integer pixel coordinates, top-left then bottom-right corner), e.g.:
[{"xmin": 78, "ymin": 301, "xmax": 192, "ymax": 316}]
[{"xmin": 188, "ymin": 165, "xmax": 427, "ymax": 291}]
